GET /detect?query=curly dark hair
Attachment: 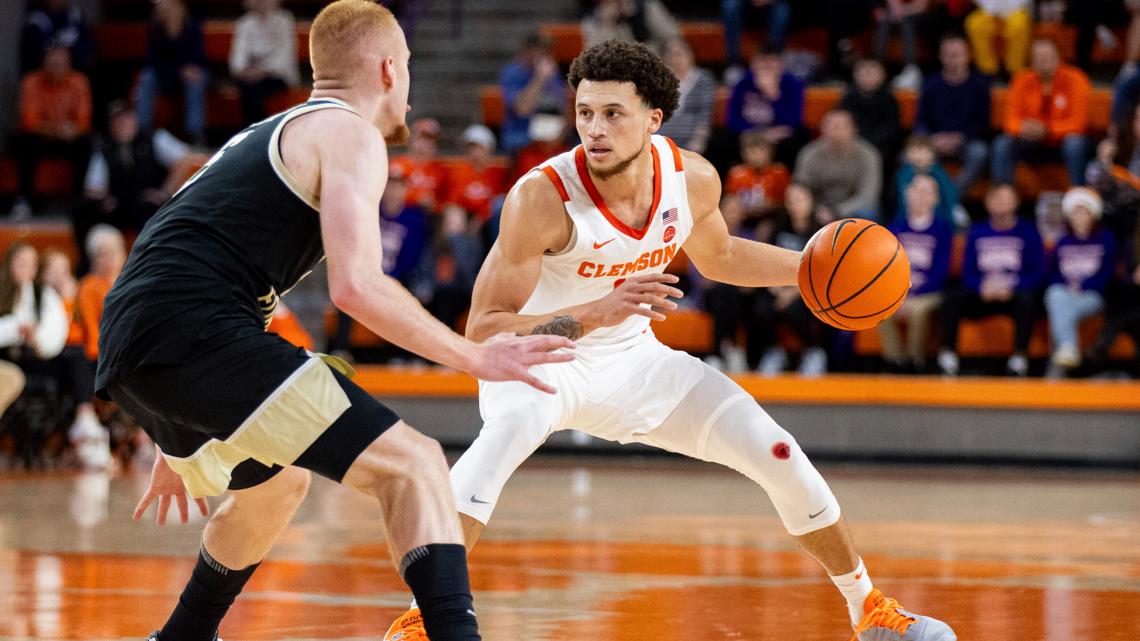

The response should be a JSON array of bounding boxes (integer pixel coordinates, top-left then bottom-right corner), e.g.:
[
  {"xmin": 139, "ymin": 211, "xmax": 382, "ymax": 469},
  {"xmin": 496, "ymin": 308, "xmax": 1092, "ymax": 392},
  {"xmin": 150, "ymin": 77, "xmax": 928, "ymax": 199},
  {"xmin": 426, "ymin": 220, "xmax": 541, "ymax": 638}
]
[{"xmin": 567, "ymin": 40, "xmax": 680, "ymax": 121}]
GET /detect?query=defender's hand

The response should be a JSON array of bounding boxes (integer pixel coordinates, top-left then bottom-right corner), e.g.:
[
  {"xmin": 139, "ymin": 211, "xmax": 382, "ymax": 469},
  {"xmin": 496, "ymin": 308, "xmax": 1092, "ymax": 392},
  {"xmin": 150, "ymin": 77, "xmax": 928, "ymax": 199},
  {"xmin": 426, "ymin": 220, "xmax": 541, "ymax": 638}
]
[
  {"xmin": 586, "ymin": 273, "xmax": 684, "ymax": 327},
  {"xmin": 469, "ymin": 333, "xmax": 576, "ymax": 394},
  {"xmin": 133, "ymin": 446, "xmax": 209, "ymax": 525}
]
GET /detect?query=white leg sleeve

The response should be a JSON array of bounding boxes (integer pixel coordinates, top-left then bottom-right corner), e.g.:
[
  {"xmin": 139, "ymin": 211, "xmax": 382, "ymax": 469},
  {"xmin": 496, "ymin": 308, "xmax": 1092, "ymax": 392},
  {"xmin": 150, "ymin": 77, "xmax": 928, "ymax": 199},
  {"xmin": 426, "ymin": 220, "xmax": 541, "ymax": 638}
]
[
  {"xmin": 643, "ymin": 367, "xmax": 841, "ymax": 536},
  {"xmin": 450, "ymin": 381, "xmax": 561, "ymax": 524}
]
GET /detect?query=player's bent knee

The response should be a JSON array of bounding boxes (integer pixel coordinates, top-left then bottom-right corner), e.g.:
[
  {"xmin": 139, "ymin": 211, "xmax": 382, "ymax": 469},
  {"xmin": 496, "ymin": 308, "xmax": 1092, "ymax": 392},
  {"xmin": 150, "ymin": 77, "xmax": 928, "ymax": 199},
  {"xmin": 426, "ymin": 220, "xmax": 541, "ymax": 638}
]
[
  {"xmin": 704, "ymin": 400, "xmax": 839, "ymax": 536},
  {"xmin": 228, "ymin": 466, "xmax": 311, "ymax": 517},
  {"xmin": 273, "ymin": 467, "xmax": 312, "ymax": 505},
  {"xmin": 343, "ymin": 422, "xmax": 449, "ymax": 499}
]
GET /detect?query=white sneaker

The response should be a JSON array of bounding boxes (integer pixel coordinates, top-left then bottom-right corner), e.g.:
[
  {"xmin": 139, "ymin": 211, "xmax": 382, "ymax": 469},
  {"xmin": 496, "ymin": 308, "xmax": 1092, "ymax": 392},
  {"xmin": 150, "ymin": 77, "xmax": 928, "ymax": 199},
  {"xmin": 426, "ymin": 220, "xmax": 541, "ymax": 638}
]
[
  {"xmin": 798, "ymin": 347, "xmax": 828, "ymax": 377},
  {"xmin": 1006, "ymin": 353, "xmax": 1029, "ymax": 377},
  {"xmin": 891, "ymin": 64, "xmax": 922, "ymax": 91},
  {"xmin": 937, "ymin": 350, "xmax": 959, "ymax": 376},
  {"xmin": 69, "ymin": 413, "xmax": 112, "ymax": 471},
  {"xmin": 757, "ymin": 347, "xmax": 788, "ymax": 377},
  {"xmin": 722, "ymin": 342, "xmax": 748, "ymax": 373},
  {"xmin": 1051, "ymin": 345, "xmax": 1080, "ymax": 368}
]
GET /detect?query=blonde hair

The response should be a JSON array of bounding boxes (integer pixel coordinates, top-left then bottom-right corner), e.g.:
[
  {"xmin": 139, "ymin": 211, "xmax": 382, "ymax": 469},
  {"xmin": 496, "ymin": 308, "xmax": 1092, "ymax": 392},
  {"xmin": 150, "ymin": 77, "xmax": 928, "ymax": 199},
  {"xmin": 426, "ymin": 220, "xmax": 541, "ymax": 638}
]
[{"xmin": 310, "ymin": 0, "xmax": 401, "ymax": 83}]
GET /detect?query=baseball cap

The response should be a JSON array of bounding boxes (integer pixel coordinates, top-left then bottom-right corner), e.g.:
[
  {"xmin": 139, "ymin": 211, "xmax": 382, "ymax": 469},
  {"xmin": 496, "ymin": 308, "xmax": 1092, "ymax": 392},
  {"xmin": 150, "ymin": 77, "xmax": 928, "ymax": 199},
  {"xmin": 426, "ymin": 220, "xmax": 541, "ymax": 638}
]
[{"xmin": 461, "ymin": 124, "xmax": 496, "ymax": 151}]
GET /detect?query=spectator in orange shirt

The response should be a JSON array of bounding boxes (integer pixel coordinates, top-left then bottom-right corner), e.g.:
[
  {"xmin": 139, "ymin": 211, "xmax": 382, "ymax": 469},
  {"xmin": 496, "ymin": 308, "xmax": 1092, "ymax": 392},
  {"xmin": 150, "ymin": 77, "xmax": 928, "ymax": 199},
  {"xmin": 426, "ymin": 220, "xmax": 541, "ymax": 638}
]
[
  {"xmin": 389, "ymin": 118, "xmax": 449, "ymax": 213},
  {"xmin": 445, "ymin": 125, "xmax": 507, "ymax": 223},
  {"xmin": 10, "ymin": 46, "xmax": 92, "ymax": 219},
  {"xmin": 991, "ymin": 38, "xmax": 1092, "ymax": 187},
  {"xmin": 74, "ymin": 226, "xmax": 125, "ymax": 361},
  {"xmin": 64, "ymin": 225, "xmax": 126, "ymax": 468},
  {"xmin": 726, "ymin": 132, "xmax": 790, "ymax": 219}
]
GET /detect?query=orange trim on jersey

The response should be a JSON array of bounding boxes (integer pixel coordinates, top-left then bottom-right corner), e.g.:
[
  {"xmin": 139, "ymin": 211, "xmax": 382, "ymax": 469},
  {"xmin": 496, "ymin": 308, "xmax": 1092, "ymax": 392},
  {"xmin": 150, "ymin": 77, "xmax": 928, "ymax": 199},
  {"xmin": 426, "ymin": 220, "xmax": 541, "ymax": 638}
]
[
  {"xmin": 574, "ymin": 144, "xmax": 662, "ymax": 240},
  {"xmin": 664, "ymin": 137, "xmax": 683, "ymax": 172},
  {"xmin": 541, "ymin": 165, "xmax": 570, "ymax": 202}
]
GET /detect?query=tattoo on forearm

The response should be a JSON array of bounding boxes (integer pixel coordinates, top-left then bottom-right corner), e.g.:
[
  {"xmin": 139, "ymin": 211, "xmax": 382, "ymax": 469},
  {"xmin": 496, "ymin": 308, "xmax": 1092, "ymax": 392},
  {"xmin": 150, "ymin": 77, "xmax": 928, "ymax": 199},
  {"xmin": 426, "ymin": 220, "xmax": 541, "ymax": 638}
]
[{"xmin": 531, "ymin": 315, "xmax": 584, "ymax": 340}]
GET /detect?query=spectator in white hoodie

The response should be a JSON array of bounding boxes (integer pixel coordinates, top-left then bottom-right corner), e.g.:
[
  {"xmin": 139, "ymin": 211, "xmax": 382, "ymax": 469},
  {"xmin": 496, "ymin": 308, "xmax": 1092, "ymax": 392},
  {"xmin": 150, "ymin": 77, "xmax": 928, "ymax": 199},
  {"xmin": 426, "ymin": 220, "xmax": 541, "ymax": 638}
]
[{"xmin": 0, "ymin": 243, "xmax": 68, "ymax": 366}]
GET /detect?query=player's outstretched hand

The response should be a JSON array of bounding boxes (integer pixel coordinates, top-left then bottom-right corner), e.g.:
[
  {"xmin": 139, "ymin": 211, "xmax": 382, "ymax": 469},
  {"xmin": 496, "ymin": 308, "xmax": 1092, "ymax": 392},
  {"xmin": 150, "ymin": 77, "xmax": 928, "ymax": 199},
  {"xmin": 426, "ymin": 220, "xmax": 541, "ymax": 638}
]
[
  {"xmin": 133, "ymin": 445, "xmax": 209, "ymax": 526},
  {"xmin": 591, "ymin": 273, "xmax": 683, "ymax": 325},
  {"xmin": 470, "ymin": 333, "xmax": 576, "ymax": 394}
]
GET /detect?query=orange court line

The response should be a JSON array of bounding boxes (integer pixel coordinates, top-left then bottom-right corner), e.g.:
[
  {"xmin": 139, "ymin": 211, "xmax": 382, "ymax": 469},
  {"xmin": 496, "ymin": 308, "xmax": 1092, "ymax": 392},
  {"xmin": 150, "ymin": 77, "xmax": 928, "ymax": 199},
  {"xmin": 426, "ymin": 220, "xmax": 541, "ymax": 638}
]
[{"xmin": 353, "ymin": 367, "xmax": 1140, "ymax": 411}]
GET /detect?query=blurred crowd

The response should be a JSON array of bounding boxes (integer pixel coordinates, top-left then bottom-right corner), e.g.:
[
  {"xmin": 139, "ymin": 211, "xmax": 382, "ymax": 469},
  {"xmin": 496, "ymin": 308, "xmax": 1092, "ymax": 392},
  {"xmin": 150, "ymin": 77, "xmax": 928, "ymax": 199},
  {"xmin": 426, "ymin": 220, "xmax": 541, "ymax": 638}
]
[{"xmin": 2, "ymin": 0, "xmax": 1140, "ymax": 469}]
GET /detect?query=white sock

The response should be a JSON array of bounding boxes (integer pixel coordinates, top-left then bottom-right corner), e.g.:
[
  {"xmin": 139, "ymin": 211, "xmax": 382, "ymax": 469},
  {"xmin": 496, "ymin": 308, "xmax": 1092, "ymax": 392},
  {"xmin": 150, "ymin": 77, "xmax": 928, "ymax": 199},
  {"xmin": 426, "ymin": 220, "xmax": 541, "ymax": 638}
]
[{"xmin": 830, "ymin": 558, "xmax": 874, "ymax": 626}]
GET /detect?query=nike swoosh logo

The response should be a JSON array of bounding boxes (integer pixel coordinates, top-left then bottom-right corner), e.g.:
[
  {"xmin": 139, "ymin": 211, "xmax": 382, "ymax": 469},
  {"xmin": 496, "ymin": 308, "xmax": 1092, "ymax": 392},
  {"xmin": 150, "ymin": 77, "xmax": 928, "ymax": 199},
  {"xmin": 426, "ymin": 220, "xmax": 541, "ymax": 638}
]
[
  {"xmin": 808, "ymin": 505, "xmax": 829, "ymax": 519},
  {"xmin": 854, "ymin": 571, "xmax": 863, "ymax": 580},
  {"xmin": 470, "ymin": 495, "xmax": 490, "ymax": 505},
  {"xmin": 593, "ymin": 238, "xmax": 616, "ymax": 249}
]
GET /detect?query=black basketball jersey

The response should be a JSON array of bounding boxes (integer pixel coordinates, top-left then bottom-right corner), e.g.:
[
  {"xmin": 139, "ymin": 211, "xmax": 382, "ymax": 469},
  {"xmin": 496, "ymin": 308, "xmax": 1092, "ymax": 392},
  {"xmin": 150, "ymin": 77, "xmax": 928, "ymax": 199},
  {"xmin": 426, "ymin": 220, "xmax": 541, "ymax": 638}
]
[{"xmin": 97, "ymin": 98, "xmax": 358, "ymax": 385}]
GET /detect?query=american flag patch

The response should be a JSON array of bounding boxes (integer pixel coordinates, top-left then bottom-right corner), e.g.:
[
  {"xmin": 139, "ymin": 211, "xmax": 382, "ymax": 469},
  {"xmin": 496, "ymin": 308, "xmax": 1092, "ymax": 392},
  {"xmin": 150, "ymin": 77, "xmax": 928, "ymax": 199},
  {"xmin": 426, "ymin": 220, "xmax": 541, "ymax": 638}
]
[{"xmin": 661, "ymin": 207, "xmax": 679, "ymax": 224}]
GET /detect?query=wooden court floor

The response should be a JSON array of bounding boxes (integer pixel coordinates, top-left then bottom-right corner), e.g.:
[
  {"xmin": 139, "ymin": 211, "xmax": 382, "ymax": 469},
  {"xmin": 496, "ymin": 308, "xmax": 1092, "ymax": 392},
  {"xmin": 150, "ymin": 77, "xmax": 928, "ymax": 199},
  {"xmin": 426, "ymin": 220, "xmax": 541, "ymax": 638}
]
[{"xmin": 2, "ymin": 457, "xmax": 1139, "ymax": 641}]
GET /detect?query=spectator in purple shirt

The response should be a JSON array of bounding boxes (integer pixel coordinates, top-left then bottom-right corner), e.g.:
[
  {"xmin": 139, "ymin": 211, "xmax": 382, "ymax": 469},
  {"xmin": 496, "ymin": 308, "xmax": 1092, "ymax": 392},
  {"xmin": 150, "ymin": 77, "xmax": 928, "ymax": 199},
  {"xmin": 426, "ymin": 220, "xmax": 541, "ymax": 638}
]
[
  {"xmin": 727, "ymin": 48, "xmax": 806, "ymax": 164},
  {"xmin": 939, "ymin": 183, "xmax": 1044, "ymax": 377},
  {"xmin": 1044, "ymin": 188, "xmax": 1116, "ymax": 374},
  {"xmin": 879, "ymin": 175, "xmax": 953, "ymax": 372}
]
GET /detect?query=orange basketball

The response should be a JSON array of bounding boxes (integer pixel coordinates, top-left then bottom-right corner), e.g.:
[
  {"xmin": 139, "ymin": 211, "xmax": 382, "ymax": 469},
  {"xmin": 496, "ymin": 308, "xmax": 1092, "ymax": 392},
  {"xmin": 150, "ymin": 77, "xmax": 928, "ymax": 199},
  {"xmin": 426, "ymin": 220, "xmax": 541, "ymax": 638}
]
[{"xmin": 797, "ymin": 218, "xmax": 910, "ymax": 331}]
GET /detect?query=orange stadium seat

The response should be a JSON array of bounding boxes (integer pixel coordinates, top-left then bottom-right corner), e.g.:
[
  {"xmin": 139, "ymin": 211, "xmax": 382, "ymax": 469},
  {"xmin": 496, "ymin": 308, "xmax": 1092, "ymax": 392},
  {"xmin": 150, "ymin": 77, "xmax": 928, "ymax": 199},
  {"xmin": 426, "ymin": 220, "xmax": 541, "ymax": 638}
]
[
  {"xmin": 96, "ymin": 21, "xmax": 311, "ymax": 63},
  {"xmin": 851, "ymin": 313, "xmax": 1136, "ymax": 360},
  {"xmin": 0, "ymin": 157, "xmax": 74, "ymax": 197},
  {"xmin": 94, "ymin": 22, "xmax": 148, "ymax": 61},
  {"xmin": 0, "ymin": 222, "xmax": 80, "ymax": 265},
  {"xmin": 540, "ymin": 22, "xmax": 726, "ymax": 65},
  {"xmin": 480, "ymin": 84, "xmax": 1113, "ymax": 136},
  {"xmin": 202, "ymin": 20, "xmax": 311, "ymax": 63},
  {"xmin": 538, "ymin": 20, "xmax": 1130, "ymax": 68}
]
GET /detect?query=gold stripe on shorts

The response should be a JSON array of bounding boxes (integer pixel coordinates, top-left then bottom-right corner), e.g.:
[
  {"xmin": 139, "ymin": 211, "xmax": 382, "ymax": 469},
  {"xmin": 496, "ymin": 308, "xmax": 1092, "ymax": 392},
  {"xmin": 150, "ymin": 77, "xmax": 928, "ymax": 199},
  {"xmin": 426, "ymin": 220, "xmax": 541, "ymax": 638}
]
[{"xmin": 163, "ymin": 357, "xmax": 351, "ymax": 498}]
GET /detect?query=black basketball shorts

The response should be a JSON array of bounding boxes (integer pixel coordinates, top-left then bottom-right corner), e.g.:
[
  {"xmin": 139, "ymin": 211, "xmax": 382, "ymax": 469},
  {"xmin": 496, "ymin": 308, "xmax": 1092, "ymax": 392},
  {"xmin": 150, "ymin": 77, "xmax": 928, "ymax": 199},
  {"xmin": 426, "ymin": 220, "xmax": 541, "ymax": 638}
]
[{"xmin": 102, "ymin": 327, "xmax": 400, "ymax": 497}]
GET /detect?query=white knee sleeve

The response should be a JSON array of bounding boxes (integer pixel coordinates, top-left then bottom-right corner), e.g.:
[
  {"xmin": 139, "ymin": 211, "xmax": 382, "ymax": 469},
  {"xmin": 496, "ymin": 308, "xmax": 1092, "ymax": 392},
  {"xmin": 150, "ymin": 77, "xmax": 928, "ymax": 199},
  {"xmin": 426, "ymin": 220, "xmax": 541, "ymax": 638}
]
[
  {"xmin": 650, "ymin": 370, "xmax": 840, "ymax": 536},
  {"xmin": 450, "ymin": 389, "xmax": 559, "ymax": 524},
  {"xmin": 705, "ymin": 399, "xmax": 839, "ymax": 535}
]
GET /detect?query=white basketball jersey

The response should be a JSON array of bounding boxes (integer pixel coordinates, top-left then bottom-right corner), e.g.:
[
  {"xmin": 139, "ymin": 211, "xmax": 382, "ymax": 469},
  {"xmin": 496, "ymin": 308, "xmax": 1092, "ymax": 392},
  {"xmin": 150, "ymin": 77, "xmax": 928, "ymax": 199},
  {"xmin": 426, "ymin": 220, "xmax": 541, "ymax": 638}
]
[{"xmin": 520, "ymin": 135, "xmax": 694, "ymax": 346}]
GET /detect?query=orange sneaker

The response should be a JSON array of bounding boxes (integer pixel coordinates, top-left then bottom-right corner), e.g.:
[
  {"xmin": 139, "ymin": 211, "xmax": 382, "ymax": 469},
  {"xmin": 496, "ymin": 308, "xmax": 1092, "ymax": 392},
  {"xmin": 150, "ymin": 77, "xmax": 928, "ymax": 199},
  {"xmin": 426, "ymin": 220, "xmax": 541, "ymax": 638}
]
[
  {"xmin": 849, "ymin": 589, "xmax": 957, "ymax": 641},
  {"xmin": 384, "ymin": 607, "xmax": 428, "ymax": 641}
]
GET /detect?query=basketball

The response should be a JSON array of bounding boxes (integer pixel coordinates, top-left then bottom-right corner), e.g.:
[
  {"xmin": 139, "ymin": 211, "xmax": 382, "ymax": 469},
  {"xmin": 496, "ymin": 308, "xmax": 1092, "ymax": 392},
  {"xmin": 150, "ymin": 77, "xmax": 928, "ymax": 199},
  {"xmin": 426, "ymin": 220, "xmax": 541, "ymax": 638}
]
[{"xmin": 797, "ymin": 218, "xmax": 910, "ymax": 331}]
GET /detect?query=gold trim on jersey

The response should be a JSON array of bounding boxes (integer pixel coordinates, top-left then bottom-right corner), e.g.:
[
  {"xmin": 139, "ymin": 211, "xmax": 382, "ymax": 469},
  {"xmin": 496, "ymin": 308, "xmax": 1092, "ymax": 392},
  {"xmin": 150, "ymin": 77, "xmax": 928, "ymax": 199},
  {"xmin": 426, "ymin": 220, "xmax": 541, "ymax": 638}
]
[
  {"xmin": 267, "ymin": 98, "xmax": 362, "ymax": 212},
  {"xmin": 162, "ymin": 357, "xmax": 351, "ymax": 498}
]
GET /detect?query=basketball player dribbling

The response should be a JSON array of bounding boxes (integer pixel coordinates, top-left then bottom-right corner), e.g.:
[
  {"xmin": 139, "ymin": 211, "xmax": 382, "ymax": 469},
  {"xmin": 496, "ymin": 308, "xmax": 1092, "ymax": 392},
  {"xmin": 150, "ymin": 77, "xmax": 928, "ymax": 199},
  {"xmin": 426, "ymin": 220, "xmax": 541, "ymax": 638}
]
[
  {"xmin": 385, "ymin": 41, "xmax": 956, "ymax": 641},
  {"xmin": 96, "ymin": 3, "xmax": 576, "ymax": 641}
]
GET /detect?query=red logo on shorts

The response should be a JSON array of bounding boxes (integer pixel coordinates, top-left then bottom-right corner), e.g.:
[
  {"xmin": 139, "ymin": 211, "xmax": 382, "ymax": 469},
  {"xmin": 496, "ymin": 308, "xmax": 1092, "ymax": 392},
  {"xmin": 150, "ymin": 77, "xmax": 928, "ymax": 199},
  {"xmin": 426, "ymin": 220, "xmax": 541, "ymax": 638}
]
[
  {"xmin": 772, "ymin": 442, "xmax": 791, "ymax": 460},
  {"xmin": 663, "ymin": 225, "xmax": 676, "ymax": 242}
]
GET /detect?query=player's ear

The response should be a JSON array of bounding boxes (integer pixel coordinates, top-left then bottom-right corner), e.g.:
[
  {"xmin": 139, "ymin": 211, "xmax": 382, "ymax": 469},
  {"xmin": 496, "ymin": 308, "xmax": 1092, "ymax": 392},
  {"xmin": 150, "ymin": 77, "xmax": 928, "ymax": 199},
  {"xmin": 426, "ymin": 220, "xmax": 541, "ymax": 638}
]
[
  {"xmin": 380, "ymin": 56, "xmax": 396, "ymax": 89},
  {"xmin": 647, "ymin": 107, "xmax": 663, "ymax": 134}
]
